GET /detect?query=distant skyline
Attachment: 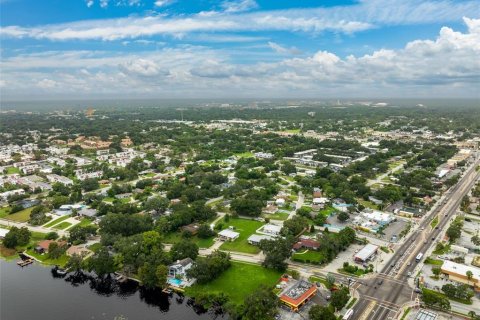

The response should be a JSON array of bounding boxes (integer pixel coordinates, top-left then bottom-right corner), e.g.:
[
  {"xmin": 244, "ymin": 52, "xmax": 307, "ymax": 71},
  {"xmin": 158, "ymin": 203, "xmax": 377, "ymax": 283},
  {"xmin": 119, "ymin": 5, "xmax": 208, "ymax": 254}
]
[{"xmin": 1, "ymin": 0, "xmax": 480, "ymax": 100}]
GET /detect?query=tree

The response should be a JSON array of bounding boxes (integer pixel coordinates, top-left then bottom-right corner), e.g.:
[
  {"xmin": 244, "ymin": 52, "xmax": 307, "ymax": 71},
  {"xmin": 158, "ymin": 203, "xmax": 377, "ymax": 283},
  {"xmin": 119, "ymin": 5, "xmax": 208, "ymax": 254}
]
[
  {"xmin": 187, "ymin": 250, "xmax": 231, "ymax": 284},
  {"xmin": 29, "ymin": 205, "xmax": 50, "ymax": 226},
  {"xmin": 197, "ymin": 224, "xmax": 215, "ymax": 238},
  {"xmin": 144, "ymin": 196, "xmax": 169, "ymax": 214},
  {"xmin": 48, "ymin": 241, "xmax": 66, "ymax": 259},
  {"xmin": 45, "ymin": 231, "xmax": 59, "ymax": 240},
  {"xmin": 282, "ymin": 215, "xmax": 308, "ymax": 236},
  {"xmin": 309, "ymin": 305, "xmax": 336, "ymax": 320},
  {"xmin": 337, "ymin": 211, "xmax": 350, "ymax": 222},
  {"xmin": 170, "ymin": 240, "xmax": 199, "ymax": 261},
  {"xmin": 326, "ymin": 273, "xmax": 336, "ymax": 289},
  {"xmin": 69, "ymin": 225, "xmax": 97, "ymax": 243},
  {"xmin": 87, "ymin": 247, "xmax": 115, "ymax": 278},
  {"xmin": 243, "ymin": 285, "xmax": 278, "ymax": 320},
  {"xmin": 3, "ymin": 226, "xmax": 31, "ymax": 248},
  {"xmin": 471, "ymin": 235, "xmax": 480, "ymax": 246},
  {"xmin": 65, "ymin": 253, "xmax": 84, "ymax": 274},
  {"xmin": 432, "ymin": 267, "xmax": 441, "ymax": 278},
  {"xmin": 422, "ymin": 289, "xmax": 450, "ymax": 310},
  {"xmin": 138, "ymin": 261, "xmax": 168, "ymax": 289},
  {"xmin": 230, "ymin": 198, "xmax": 264, "ymax": 217},
  {"xmin": 81, "ymin": 178, "xmax": 100, "ymax": 192},
  {"xmin": 330, "ymin": 287, "xmax": 350, "ymax": 311},
  {"xmin": 259, "ymin": 237, "xmax": 293, "ymax": 271},
  {"xmin": 467, "ymin": 270, "xmax": 473, "ymax": 285},
  {"xmin": 280, "ymin": 161, "xmax": 296, "ymax": 175},
  {"xmin": 99, "ymin": 213, "xmax": 153, "ymax": 237}
]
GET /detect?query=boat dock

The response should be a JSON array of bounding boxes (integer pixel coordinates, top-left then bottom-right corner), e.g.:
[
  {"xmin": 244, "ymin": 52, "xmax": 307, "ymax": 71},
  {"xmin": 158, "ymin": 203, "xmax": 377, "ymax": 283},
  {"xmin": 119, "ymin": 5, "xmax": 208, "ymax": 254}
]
[{"xmin": 17, "ymin": 258, "xmax": 34, "ymax": 267}]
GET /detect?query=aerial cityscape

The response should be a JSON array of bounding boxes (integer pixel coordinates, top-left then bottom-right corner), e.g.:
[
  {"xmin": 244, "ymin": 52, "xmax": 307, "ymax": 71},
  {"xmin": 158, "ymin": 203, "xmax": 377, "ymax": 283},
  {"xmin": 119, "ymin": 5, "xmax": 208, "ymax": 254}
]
[{"xmin": 1, "ymin": 1, "xmax": 480, "ymax": 320}]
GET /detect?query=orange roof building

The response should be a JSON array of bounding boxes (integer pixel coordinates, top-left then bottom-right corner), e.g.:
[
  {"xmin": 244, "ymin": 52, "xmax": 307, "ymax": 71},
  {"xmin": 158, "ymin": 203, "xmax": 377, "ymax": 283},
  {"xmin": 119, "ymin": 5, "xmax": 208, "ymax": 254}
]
[{"xmin": 279, "ymin": 279, "xmax": 317, "ymax": 311}]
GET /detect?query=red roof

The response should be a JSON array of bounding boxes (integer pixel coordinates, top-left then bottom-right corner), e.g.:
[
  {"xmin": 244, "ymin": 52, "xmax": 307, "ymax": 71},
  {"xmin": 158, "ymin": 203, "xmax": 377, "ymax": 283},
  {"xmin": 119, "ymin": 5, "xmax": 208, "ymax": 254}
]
[{"xmin": 293, "ymin": 239, "xmax": 320, "ymax": 250}]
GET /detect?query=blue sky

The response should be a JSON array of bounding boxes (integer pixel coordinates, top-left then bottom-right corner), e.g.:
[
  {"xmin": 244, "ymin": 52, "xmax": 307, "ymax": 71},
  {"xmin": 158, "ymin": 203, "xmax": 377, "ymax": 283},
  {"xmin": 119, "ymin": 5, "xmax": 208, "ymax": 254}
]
[{"xmin": 1, "ymin": 0, "xmax": 479, "ymax": 99}]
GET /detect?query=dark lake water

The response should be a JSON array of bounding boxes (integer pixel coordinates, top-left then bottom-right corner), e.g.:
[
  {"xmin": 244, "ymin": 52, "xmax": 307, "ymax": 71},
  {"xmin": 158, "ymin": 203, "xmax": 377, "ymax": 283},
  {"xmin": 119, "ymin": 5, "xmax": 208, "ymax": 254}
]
[{"xmin": 0, "ymin": 259, "xmax": 226, "ymax": 320}]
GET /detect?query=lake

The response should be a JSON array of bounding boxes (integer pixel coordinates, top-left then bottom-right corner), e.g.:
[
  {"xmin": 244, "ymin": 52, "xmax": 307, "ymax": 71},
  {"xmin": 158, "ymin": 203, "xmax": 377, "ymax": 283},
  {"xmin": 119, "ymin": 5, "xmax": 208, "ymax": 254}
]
[{"xmin": 0, "ymin": 259, "xmax": 226, "ymax": 320}]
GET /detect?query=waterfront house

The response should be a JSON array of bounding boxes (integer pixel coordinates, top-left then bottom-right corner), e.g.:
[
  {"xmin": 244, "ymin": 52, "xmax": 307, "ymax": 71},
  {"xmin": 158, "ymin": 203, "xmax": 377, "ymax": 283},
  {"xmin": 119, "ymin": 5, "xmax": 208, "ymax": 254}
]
[{"xmin": 169, "ymin": 258, "xmax": 193, "ymax": 278}]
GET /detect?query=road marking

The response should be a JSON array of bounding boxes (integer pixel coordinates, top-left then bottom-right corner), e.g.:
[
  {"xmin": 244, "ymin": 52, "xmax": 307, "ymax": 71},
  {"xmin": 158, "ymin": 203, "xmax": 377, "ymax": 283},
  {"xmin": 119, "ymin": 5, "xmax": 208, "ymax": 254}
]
[
  {"xmin": 358, "ymin": 301, "xmax": 376, "ymax": 320},
  {"xmin": 361, "ymin": 295, "xmax": 400, "ymax": 309}
]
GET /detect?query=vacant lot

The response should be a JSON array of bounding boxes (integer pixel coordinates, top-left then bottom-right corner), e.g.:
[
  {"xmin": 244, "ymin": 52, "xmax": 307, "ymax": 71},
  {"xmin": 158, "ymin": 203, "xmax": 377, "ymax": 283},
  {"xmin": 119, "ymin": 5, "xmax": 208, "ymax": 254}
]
[
  {"xmin": 218, "ymin": 217, "xmax": 264, "ymax": 254},
  {"xmin": 292, "ymin": 249, "xmax": 325, "ymax": 264},
  {"xmin": 3, "ymin": 207, "xmax": 35, "ymax": 223},
  {"xmin": 185, "ymin": 262, "xmax": 281, "ymax": 304}
]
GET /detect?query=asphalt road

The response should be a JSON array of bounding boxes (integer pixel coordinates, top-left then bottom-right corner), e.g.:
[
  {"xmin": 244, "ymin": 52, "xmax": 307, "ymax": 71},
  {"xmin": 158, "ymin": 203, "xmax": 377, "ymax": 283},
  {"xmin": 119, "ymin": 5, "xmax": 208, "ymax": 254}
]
[{"xmin": 352, "ymin": 156, "xmax": 480, "ymax": 320}]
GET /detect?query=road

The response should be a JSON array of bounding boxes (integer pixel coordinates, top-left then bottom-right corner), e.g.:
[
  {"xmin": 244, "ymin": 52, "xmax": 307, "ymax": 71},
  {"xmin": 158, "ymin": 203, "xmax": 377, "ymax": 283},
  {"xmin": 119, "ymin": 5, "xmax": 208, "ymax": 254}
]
[
  {"xmin": 0, "ymin": 218, "xmax": 69, "ymax": 237},
  {"xmin": 353, "ymin": 155, "xmax": 480, "ymax": 320},
  {"xmin": 367, "ymin": 162, "xmax": 405, "ymax": 187}
]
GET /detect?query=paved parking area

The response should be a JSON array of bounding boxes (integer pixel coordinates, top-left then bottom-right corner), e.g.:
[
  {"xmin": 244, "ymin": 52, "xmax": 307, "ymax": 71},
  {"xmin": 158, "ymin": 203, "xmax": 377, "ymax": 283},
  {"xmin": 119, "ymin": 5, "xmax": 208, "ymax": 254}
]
[{"xmin": 382, "ymin": 219, "xmax": 409, "ymax": 242}]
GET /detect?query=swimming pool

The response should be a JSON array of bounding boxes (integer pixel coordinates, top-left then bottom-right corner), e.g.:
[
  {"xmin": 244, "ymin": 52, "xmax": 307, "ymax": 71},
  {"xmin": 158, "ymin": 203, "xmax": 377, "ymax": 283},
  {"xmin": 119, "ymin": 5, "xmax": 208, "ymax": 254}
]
[{"xmin": 168, "ymin": 278, "xmax": 183, "ymax": 286}]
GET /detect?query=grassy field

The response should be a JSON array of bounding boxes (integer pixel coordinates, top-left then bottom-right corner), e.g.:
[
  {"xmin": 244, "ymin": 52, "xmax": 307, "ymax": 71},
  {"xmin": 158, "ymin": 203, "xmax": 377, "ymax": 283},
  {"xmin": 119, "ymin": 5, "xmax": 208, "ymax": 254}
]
[
  {"xmin": 162, "ymin": 232, "xmax": 215, "ymax": 249},
  {"xmin": 264, "ymin": 211, "xmax": 289, "ymax": 220},
  {"xmin": 25, "ymin": 249, "xmax": 69, "ymax": 267},
  {"xmin": 218, "ymin": 218, "xmax": 263, "ymax": 254},
  {"xmin": 76, "ymin": 218, "xmax": 94, "ymax": 228},
  {"xmin": 53, "ymin": 222, "xmax": 72, "ymax": 230},
  {"xmin": 357, "ymin": 199, "xmax": 379, "ymax": 210},
  {"xmin": 424, "ymin": 257, "xmax": 444, "ymax": 266},
  {"xmin": 3, "ymin": 207, "xmax": 34, "ymax": 222},
  {"xmin": 292, "ymin": 249, "xmax": 325, "ymax": 264},
  {"xmin": 234, "ymin": 152, "xmax": 254, "ymax": 158},
  {"xmin": 0, "ymin": 206, "xmax": 11, "ymax": 219},
  {"xmin": 185, "ymin": 262, "xmax": 282, "ymax": 304},
  {"xmin": 422, "ymin": 288, "xmax": 472, "ymax": 305},
  {"xmin": 6, "ymin": 167, "xmax": 21, "ymax": 174},
  {"xmin": 281, "ymin": 129, "xmax": 301, "ymax": 134},
  {"xmin": 103, "ymin": 197, "xmax": 115, "ymax": 203},
  {"xmin": 43, "ymin": 215, "xmax": 71, "ymax": 228}
]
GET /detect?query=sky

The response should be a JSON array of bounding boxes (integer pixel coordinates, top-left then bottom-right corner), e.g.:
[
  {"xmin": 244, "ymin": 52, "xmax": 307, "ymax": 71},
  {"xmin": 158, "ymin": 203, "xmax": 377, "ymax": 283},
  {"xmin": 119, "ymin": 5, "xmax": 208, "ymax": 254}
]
[{"xmin": 1, "ymin": 0, "xmax": 479, "ymax": 100}]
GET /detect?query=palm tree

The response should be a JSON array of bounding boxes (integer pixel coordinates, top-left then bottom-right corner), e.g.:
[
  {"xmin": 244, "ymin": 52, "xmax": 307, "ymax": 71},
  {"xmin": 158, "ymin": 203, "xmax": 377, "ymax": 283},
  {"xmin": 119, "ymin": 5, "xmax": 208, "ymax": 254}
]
[
  {"xmin": 466, "ymin": 270, "xmax": 473, "ymax": 286},
  {"xmin": 468, "ymin": 311, "xmax": 476, "ymax": 320}
]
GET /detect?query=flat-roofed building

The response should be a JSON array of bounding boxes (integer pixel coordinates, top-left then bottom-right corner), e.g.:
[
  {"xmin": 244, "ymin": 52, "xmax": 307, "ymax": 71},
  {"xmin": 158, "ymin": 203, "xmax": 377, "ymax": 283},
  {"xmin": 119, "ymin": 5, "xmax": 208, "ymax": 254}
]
[
  {"xmin": 279, "ymin": 279, "xmax": 317, "ymax": 311},
  {"xmin": 440, "ymin": 260, "xmax": 480, "ymax": 292},
  {"xmin": 354, "ymin": 244, "xmax": 379, "ymax": 263},
  {"xmin": 218, "ymin": 229, "xmax": 240, "ymax": 241}
]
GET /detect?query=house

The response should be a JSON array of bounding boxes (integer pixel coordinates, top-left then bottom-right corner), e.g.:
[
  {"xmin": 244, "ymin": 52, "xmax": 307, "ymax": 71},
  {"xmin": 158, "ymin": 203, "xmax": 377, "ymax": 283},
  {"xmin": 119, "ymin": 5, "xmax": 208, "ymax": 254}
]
[
  {"xmin": 181, "ymin": 223, "xmax": 200, "ymax": 235},
  {"xmin": 115, "ymin": 193, "xmax": 132, "ymax": 199},
  {"xmin": 35, "ymin": 240, "xmax": 67, "ymax": 254},
  {"xmin": 354, "ymin": 244, "xmax": 379, "ymax": 263},
  {"xmin": 312, "ymin": 197, "xmax": 328, "ymax": 205},
  {"xmin": 292, "ymin": 239, "xmax": 320, "ymax": 251},
  {"xmin": 275, "ymin": 198, "xmax": 286, "ymax": 206},
  {"xmin": 261, "ymin": 224, "xmax": 282, "ymax": 236},
  {"xmin": 78, "ymin": 208, "xmax": 97, "ymax": 218},
  {"xmin": 0, "ymin": 227, "xmax": 9, "ymax": 239},
  {"xmin": 218, "ymin": 229, "xmax": 240, "ymax": 241},
  {"xmin": 247, "ymin": 234, "xmax": 274, "ymax": 246},
  {"xmin": 263, "ymin": 204, "xmax": 278, "ymax": 214},
  {"xmin": 46, "ymin": 174, "xmax": 73, "ymax": 186},
  {"xmin": 169, "ymin": 258, "xmax": 194, "ymax": 278}
]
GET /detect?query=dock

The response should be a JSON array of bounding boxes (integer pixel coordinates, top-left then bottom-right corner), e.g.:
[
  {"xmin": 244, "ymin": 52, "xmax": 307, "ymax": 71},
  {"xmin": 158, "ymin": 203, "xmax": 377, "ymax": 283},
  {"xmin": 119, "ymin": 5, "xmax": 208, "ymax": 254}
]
[{"xmin": 17, "ymin": 258, "xmax": 34, "ymax": 267}]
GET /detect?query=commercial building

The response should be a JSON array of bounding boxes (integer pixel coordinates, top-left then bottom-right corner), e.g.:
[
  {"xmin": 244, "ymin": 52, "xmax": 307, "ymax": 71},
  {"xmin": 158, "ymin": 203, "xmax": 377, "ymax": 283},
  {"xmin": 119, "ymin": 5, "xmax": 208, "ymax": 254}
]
[
  {"xmin": 440, "ymin": 260, "xmax": 480, "ymax": 292},
  {"xmin": 354, "ymin": 244, "xmax": 379, "ymax": 263},
  {"xmin": 278, "ymin": 279, "xmax": 317, "ymax": 311}
]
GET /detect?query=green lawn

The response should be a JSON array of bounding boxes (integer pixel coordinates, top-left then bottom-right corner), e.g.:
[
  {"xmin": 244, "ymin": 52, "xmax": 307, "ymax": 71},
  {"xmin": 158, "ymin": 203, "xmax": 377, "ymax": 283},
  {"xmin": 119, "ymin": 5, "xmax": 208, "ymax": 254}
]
[
  {"xmin": 0, "ymin": 206, "xmax": 11, "ymax": 219},
  {"xmin": 43, "ymin": 215, "xmax": 71, "ymax": 228},
  {"xmin": 185, "ymin": 262, "xmax": 282, "ymax": 304},
  {"xmin": 53, "ymin": 222, "xmax": 72, "ymax": 230},
  {"xmin": 357, "ymin": 199, "xmax": 379, "ymax": 210},
  {"xmin": 424, "ymin": 257, "xmax": 444, "ymax": 266},
  {"xmin": 218, "ymin": 218, "xmax": 264, "ymax": 254},
  {"xmin": 264, "ymin": 211, "xmax": 289, "ymax": 220},
  {"xmin": 25, "ymin": 249, "xmax": 69, "ymax": 267},
  {"xmin": 422, "ymin": 288, "xmax": 472, "ymax": 305},
  {"xmin": 103, "ymin": 197, "xmax": 115, "ymax": 203},
  {"xmin": 76, "ymin": 218, "xmax": 94, "ymax": 228},
  {"xmin": 88, "ymin": 242, "xmax": 102, "ymax": 253},
  {"xmin": 6, "ymin": 167, "xmax": 20, "ymax": 174},
  {"xmin": 292, "ymin": 249, "xmax": 325, "ymax": 264},
  {"xmin": 309, "ymin": 276, "xmax": 332, "ymax": 289},
  {"xmin": 162, "ymin": 232, "xmax": 215, "ymax": 249},
  {"xmin": 143, "ymin": 172, "xmax": 156, "ymax": 178},
  {"xmin": 430, "ymin": 216, "xmax": 439, "ymax": 229},
  {"xmin": 234, "ymin": 152, "xmax": 254, "ymax": 158},
  {"xmin": 281, "ymin": 129, "xmax": 301, "ymax": 134},
  {"xmin": 3, "ymin": 207, "xmax": 35, "ymax": 222}
]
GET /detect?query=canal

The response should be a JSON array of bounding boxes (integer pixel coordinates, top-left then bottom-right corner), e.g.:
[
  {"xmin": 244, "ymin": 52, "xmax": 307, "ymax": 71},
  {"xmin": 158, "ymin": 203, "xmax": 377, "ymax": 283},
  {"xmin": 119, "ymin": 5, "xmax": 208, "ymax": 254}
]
[{"xmin": 0, "ymin": 259, "xmax": 226, "ymax": 320}]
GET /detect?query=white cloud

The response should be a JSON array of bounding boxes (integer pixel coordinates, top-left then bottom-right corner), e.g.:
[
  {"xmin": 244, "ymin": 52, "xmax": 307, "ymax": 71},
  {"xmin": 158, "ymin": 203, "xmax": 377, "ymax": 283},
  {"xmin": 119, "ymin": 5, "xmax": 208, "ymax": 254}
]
[
  {"xmin": 36, "ymin": 78, "xmax": 57, "ymax": 88},
  {"xmin": 3, "ymin": 0, "xmax": 478, "ymax": 41},
  {"xmin": 154, "ymin": 0, "xmax": 175, "ymax": 7},
  {"xmin": 1, "ymin": 18, "xmax": 479, "ymax": 98},
  {"xmin": 86, "ymin": 0, "xmax": 94, "ymax": 8},
  {"xmin": 220, "ymin": 0, "xmax": 258, "ymax": 13},
  {"xmin": 268, "ymin": 41, "xmax": 301, "ymax": 55}
]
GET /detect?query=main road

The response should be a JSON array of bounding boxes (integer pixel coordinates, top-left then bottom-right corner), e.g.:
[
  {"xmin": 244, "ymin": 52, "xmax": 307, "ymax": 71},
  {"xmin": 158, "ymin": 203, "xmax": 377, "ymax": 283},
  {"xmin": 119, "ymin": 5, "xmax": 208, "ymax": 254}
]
[{"xmin": 353, "ymin": 155, "xmax": 480, "ymax": 320}]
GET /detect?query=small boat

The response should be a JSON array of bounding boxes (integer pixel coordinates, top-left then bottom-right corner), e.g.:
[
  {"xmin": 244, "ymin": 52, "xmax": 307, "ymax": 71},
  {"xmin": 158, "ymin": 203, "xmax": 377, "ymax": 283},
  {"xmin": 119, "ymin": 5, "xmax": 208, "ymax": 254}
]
[
  {"xmin": 162, "ymin": 288, "xmax": 173, "ymax": 295},
  {"xmin": 114, "ymin": 272, "xmax": 128, "ymax": 283}
]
